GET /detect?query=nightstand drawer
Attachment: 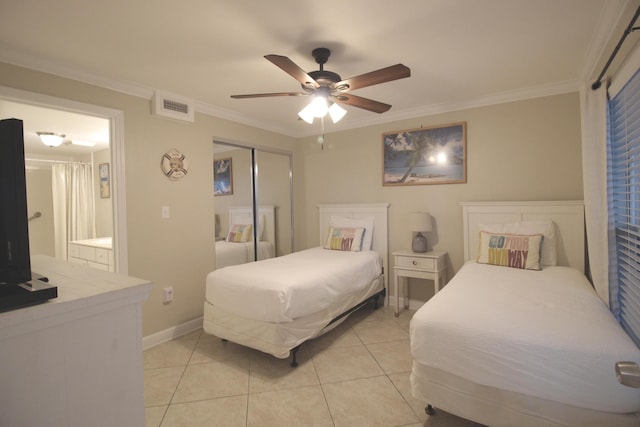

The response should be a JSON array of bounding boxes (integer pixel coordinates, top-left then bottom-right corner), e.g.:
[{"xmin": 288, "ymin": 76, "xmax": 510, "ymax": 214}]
[{"xmin": 397, "ymin": 256, "xmax": 435, "ymax": 270}]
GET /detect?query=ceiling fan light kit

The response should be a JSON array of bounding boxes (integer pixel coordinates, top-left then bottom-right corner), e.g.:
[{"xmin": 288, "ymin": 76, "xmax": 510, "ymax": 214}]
[
  {"xmin": 297, "ymin": 98, "xmax": 347, "ymax": 125},
  {"xmin": 232, "ymin": 47, "xmax": 410, "ymax": 125}
]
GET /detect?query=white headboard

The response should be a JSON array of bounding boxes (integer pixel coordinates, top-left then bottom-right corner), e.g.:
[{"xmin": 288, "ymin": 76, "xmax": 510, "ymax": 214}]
[
  {"xmin": 317, "ymin": 203, "xmax": 390, "ymax": 285},
  {"xmin": 461, "ymin": 201, "xmax": 585, "ymax": 272},
  {"xmin": 228, "ymin": 205, "xmax": 276, "ymax": 247}
]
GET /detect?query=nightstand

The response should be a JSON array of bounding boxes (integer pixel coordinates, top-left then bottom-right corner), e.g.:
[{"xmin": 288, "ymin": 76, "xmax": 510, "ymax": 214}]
[{"xmin": 393, "ymin": 250, "xmax": 447, "ymax": 316}]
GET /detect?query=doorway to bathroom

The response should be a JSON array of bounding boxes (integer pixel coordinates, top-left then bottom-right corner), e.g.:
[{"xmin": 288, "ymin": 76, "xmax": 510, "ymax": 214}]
[{"xmin": 0, "ymin": 86, "xmax": 128, "ymax": 273}]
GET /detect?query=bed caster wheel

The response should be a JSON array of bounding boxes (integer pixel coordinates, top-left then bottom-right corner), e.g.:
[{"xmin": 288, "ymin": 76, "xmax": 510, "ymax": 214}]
[{"xmin": 425, "ymin": 404, "xmax": 435, "ymax": 416}]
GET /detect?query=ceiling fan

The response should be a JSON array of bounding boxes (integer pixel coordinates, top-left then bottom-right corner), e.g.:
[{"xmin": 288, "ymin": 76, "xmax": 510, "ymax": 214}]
[{"xmin": 231, "ymin": 48, "xmax": 411, "ymax": 122}]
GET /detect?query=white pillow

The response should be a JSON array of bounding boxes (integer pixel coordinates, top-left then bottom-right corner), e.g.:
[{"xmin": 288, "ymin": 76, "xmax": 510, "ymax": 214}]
[
  {"xmin": 479, "ymin": 220, "xmax": 557, "ymax": 266},
  {"xmin": 330, "ymin": 216, "xmax": 375, "ymax": 250}
]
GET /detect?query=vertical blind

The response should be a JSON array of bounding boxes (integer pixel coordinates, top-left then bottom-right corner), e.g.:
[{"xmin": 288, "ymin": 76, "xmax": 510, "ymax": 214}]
[{"xmin": 609, "ymin": 67, "xmax": 640, "ymax": 347}]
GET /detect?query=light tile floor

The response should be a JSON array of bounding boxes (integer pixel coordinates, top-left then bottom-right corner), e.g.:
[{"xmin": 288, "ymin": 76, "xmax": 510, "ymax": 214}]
[{"xmin": 143, "ymin": 304, "xmax": 485, "ymax": 427}]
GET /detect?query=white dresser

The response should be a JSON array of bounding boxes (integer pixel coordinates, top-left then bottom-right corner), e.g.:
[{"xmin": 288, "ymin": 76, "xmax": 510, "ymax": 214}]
[{"xmin": 0, "ymin": 255, "xmax": 152, "ymax": 427}]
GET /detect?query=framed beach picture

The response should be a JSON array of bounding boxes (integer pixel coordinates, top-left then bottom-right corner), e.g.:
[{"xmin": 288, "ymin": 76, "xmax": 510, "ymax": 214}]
[
  {"xmin": 99, "ymin": 163, "xmax": 110, "ymax": 198},
  {"xmin": 382, "ymin": 122, "xmax": 467, "ymax": 186},
  {"xmin": 213, "ymin": 158, "xmax": 233, "ymax": 196}
]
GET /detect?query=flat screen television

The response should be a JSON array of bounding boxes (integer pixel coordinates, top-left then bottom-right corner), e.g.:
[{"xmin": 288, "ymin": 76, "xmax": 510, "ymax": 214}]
[
  {"xmin": 0, "ymin": 118, "xmax": 57, "ymax": 311},
  {"xmin": 0, "ymin": 118, "xmax": 32, "ymax": 285}
]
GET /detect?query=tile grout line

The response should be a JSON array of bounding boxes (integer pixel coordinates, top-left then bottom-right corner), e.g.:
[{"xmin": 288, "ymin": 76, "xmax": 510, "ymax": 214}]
[
  {"xmin": 314, "ymin": 329, "xmax": 340, "ymax": 427},
  {"xmin": 147, "ymin": 309, "xmax": 422, "ymax": 427},
  {"xmin": 158, "ymin": 331, "xmax": 203, "ymax": 426}
]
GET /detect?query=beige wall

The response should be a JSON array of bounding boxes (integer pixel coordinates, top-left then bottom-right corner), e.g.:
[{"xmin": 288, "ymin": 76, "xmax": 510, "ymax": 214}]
[
  {"xmin": 0, "ymin": 61, "xmax": 296, "ymax": 336},
  {"xmin": 298, "ymin": 93, "xmax": 584, "ymax": 301},
  {"xmin": 1, "ymin": 60, "xmax": 584, "ymax": 332}
]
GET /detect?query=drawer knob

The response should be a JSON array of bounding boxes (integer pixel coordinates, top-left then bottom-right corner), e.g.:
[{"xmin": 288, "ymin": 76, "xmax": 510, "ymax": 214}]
[{"xmin": 412, "ymin": 260, "xmax": 418, "ymax": 266}]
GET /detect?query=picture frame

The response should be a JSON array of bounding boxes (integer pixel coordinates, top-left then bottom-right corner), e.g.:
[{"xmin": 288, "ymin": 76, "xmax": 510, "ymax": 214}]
[
  {"xmin": 99, "ymin": 163, "xmax": 110, "ymax": 198},
  {"xmin": 214, "ymin": 158, "xmax": 233, "ymax": 196},
  {"xmin": 382, "ymin": 122, "xmax": 466, "ymax": 186}
]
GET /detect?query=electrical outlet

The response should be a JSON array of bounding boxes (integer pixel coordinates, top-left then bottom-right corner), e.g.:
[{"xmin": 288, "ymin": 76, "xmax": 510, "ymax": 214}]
[
  {"xmin": 161, "ymin": 206, "xmax": 170, "ymax": 219},
  {"xmin": 162, "ymin": 286, "xmax": 174, "ymax": 303}
]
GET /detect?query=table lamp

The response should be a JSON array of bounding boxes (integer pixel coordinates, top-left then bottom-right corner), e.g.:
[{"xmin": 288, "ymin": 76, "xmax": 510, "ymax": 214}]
[{"xmin": 410, "ymin": 212, "xmax": 432, "ymax": 253}]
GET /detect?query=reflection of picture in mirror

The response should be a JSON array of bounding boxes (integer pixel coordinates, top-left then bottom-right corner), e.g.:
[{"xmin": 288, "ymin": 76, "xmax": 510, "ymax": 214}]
[
  {"xmin": 99, "ymin": 163, "xmax": 110, "ymax": 198},
  {"xmin": 214, "ymin": 158, "xmax": 233, "ymax": 196}
]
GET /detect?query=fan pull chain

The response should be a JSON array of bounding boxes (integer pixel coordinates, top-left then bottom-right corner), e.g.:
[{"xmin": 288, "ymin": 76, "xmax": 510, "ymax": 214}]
[{"xmin": 317, "ymin": 117, "xmax": 325, "ymax": 150}]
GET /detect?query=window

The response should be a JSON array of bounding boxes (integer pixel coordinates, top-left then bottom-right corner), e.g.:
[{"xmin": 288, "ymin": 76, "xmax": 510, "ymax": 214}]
[{"xmin": 609, "ymin": 67, "xmax": 640, "ymax": 347}]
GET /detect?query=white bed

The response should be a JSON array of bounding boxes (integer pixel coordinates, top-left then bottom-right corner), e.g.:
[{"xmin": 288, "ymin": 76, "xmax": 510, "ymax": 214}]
[
  {"xmin": 214, "ymin": 206, "xmax": 276, "ymax": 269},
  {"xmin": 204, "ymin": 203, "xmax": 389, "ymax": 364},
  {"xmin": 410, "ymin": 201, "xmax": 640, "ymax": 427}
]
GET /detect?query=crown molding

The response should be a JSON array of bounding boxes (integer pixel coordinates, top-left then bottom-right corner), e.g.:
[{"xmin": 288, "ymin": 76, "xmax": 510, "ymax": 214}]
[
  {"xmin": 0, "ymin": 49, "xmax": 580, "ymax": 139},
  {"xmin": 296, "ymin": 79, "xmax": 580, "ymax": 138}
]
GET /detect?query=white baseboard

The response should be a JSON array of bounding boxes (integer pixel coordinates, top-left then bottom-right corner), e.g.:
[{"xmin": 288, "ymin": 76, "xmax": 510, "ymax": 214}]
[{"xmin": 142, "ymin": 316, "xmax": 204, "ymax": 350}]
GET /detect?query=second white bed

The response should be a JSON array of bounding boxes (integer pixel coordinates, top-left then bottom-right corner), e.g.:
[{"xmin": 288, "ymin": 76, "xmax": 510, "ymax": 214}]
[
  {"xmin": 411, "ymin": 261, "xmax": 640, "ymax": 415},
  {"xmin": 410, "ymin": 201, "xmax": 640, "ymax": 426}
]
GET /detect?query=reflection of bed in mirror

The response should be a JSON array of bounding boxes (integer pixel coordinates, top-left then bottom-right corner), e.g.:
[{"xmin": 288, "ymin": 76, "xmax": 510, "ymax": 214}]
[{"xmin": 214, "ymin": 206, "xmax": 276, "ymax": 269}]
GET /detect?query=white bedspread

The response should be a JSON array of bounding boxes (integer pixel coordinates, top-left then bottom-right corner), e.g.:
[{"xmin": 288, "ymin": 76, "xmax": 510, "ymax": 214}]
[
  {"xmin": 214, "ymin": 241, "xmax": 274, "ymax": 269},
  {"xmin": 410, "ymin": 261, "xmax": 640, "ymax": 413},
  {"xmin": 206, "ymin": 247, "xmax": 382, "ymax": 323}
]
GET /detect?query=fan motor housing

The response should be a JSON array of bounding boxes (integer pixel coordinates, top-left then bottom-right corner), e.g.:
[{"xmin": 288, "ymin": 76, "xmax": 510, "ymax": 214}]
[
  {"xmin": 303, "ymin": 47, "xmax": 342, "ymax": 88},
  {"xmin": 308, "ymin": 70, "xmax": 341, "ymax": 86}
]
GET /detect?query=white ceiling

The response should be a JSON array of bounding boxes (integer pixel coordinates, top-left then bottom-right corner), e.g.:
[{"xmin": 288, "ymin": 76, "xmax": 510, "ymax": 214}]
[{"xmin": 0, "ymin": 0, "xmax": 631, "ymax": 139}]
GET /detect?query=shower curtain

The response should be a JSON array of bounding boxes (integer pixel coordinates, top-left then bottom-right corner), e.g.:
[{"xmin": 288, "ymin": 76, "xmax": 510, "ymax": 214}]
[{"xmin": 51, "ymin": 163, "xmax": 96, "ymax": 261}]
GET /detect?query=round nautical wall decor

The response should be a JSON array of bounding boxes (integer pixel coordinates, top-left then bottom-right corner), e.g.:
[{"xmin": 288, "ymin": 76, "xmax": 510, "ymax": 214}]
[{"xmin": 161, "ymin": 148, "xmax": 188, "ymax": 180}]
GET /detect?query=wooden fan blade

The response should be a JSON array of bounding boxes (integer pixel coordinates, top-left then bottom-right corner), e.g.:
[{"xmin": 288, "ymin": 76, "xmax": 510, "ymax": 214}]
[
  {"xmin": 231, "ymin": 92, "xmax": 308, "ymax": 99},
  {"xmin": 265, "ymin": 54, "xmax": 320, "ymax": 89},
  {"xmin": 334, "ymin": 64, "xmax": 410, "ymax": 92},
  {"xmin": 333, "ymin": 93, "xmax": 391, "ymax": 113}
]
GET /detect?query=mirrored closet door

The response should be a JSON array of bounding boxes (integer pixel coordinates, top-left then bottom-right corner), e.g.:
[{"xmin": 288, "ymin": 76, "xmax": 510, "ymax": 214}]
[{"xmin": 213, "ymin": 141, "xmax": 293, "ymax": 270}]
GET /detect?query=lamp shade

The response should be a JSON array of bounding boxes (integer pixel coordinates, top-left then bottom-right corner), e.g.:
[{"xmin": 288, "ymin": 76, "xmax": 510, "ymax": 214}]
[
  {"xmin": 328, "ymin": 103, "xmax": 347, "ymax": 123},
  {"xmin": 297, "ymin": 104, "xmax": 315, "ymax": 124},
  {"xmin": 410, "ymin": 212, "xmax": 432, "ymax": 232}
]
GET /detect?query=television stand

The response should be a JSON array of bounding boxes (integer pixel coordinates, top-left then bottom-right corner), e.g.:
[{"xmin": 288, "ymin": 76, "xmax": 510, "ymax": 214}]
[{"xmin": 0, "ymin": 272, "xmax": 57, "ymax": 312}]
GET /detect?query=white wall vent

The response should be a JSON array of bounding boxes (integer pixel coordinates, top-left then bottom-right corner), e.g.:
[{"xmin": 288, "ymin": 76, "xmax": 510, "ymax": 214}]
[{"xmin": 151, "ymin": 91, "xmax": 195, "ymax": 122}]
